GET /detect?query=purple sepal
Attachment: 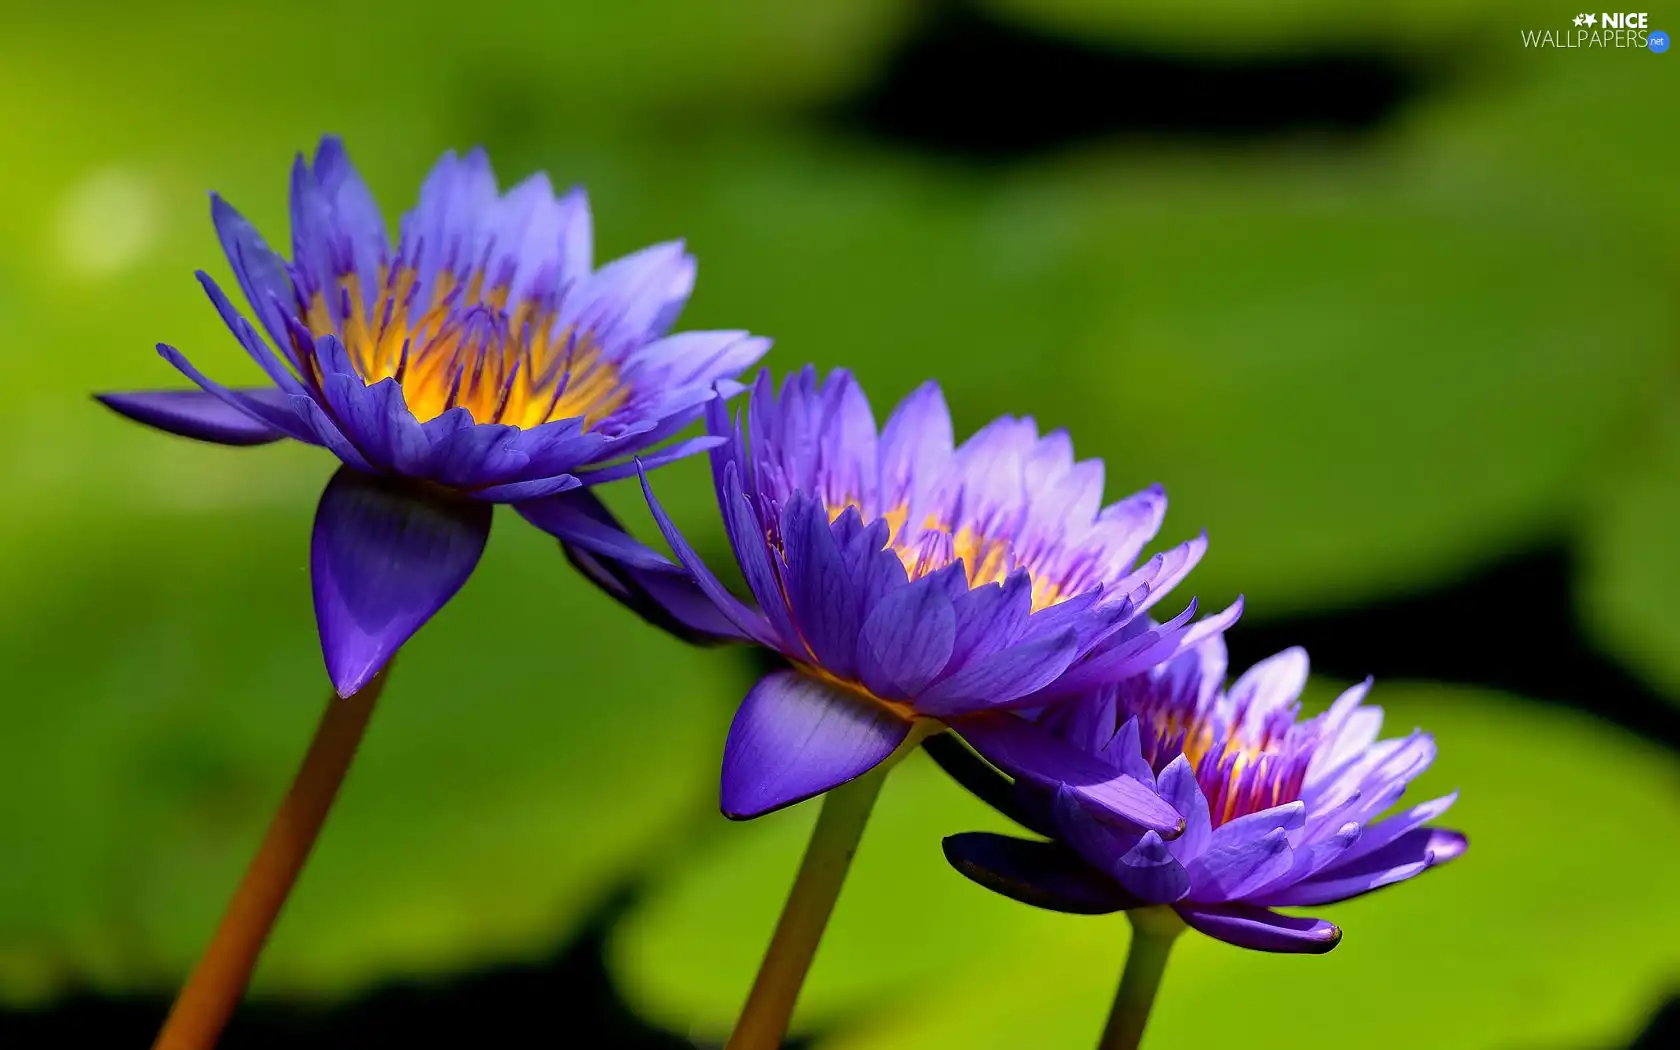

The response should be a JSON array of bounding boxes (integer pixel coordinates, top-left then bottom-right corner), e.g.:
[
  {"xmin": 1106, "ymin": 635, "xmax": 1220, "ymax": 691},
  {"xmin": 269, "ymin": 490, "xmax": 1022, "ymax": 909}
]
[
  {"xmin": 524, "ymin": 488, "xmax": 746, "ymax": 646},
  {"xmin": 953, "ymin": 711, "xmax": 1185, "ymax": 837},
  {"xmin": 943, "ymin": 832, "xmax": 1140, "ymax": 915},
  {"xmin": 571, "ymin": 434, "xmax": 724, "ymax": 485},
  {"xmin": 516, "ymin": 488, "xmax": 672, "ymax": 571},
  {"xmin": 96, "ymin": 389, "xmax": 288, "ymax": 446},
  {"xmin": 720, "ymin": 669, "xmax": 911, "ymax": 819},
  {"xmin": 311, "ymin": 465, "xmax": 492, "ymax": 697},
  {"xmin": 639, "ymin": 462, "xmax": 779, "ymax": 647},
  {"xmin": 155, "ymin": 343, "xmax": 318, "ymax": 444},
  {"xmin": 921, "ymin": 732, "xmax": 1056, "ymax": 838},
  {"xmin": 471, "ymin": 473, "xmax": 581, "ymax": 502},
  {"xmin": 565, "ymin": 545, "xmax": 744, "ymax": 647},
  {"xmin": 1177, "ymin": 902, "xmax": 1341, "ymax": 954},
  {"xmin": 1051, "ymin": 787, "xmax": 1188, "ymax": 903},
  {"xmin": 1259, "ymin": 828, "xmax": 1467, "ymax": 907}
]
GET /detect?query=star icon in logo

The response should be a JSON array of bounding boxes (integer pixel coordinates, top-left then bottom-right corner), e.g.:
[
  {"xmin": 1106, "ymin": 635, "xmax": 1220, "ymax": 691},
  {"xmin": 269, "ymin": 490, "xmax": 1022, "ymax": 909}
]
[
  {"xmin": 1584, "ymin": 12, "xmax": 1598, "ymax": 25},
  {"xmin": 1573, "ymin": 13, "xmax": 1585, "ymax": 24}
]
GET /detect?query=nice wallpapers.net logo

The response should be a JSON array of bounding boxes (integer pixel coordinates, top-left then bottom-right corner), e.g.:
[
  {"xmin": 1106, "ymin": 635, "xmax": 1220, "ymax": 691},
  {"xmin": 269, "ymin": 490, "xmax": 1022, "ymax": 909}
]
[{"xmin": 1521, "ymin": 11, "xmax": 1671, "ymax": 50}]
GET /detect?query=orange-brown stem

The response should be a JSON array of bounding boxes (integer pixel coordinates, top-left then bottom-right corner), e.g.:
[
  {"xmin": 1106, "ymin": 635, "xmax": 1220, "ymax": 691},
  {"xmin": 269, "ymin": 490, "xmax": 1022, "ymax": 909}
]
[{"xmin": 151, "ymin": 664, "xmax": 391, "ymax": 1050}]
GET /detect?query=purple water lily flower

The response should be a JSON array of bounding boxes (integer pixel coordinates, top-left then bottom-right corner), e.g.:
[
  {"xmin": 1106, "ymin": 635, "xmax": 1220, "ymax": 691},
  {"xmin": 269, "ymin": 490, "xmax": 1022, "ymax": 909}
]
[
  {"xmin": 532, "ymin": 366, "xmax": 1239, "ymax": 824},
  {"xmin": 941, "ymin": 636, "xmax": 1466, "ymax": 953},
  {"xmin": 98, "ymin": 136, "xmax": 768, "ymax": 697}
]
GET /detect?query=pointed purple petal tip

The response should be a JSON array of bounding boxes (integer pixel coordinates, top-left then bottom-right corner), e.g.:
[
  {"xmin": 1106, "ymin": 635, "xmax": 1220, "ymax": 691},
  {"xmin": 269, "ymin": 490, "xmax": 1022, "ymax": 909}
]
[
  {"xmin": 720, "ymin": 670, "xmax": 910, "ymax": 819},
  {"xmin": 1179, "ymin": 903, "xmax": 1343, "ymax": 954},
  {"xmin": 1427, "ymin": 829, "xmax": 1469, "ymax": 865},
  {"xmin": 943, "ymin": 832, "xmax": 1139, "ymax": 915},
  {"xmin": 311, "ymin": 466, "xmax": 493, "ymax": 698},
  {"xmin": 95, "ymin": 389, "xmax": 286, "ymax": 447}
]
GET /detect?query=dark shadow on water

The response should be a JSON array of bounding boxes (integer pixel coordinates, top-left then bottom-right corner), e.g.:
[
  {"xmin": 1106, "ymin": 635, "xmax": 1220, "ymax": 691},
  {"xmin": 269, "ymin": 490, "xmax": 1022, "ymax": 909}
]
[
  {"xmin": 1226, "ymin": 545, "xmax": 1680, "ymax": 750},
  {"xmin": 824, "ymin": 2, "xmax": 1434, "ymax": 162},
  {"xmin": 1627, "ymin": 996, "xmax": 1680, "ymax": 1050},
  {"xmin": 0, "ymin": 892, "xmax": 726, "ymax": 1049}
]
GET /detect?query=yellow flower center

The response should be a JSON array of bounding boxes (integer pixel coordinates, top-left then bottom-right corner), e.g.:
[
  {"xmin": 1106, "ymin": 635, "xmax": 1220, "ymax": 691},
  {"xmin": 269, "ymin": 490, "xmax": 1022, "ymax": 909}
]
[
  {"xmin": 826, "ymin": 502, "xmax": 1072, "ymax": 612},
  {"xmin": 304, "ymin": 268, "xmax": 629, "ymax": 429}
]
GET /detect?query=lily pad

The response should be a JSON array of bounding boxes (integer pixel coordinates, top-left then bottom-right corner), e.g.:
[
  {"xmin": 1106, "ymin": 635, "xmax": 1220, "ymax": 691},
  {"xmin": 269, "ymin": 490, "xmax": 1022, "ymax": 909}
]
[
  {"xmin": 0, "ymin": 0, "xmax": 911, "ymax": 135},
  {"xmin": 608, "ymin": 683, "xmax": 1680, "ymax": 1049},
  {"xmin": 1053, "ymin": 163, "xmax": 1673, "ymax": 614},
  {"xmin": 565, "ymin": 114, "xmax": 1671, "ymax": 615},
  {"xmin": 1581, "ymin": 402, "xmax": 1680, "ymax": 704},
  {"xmin": 981, "ymin": 0, "xmax": 1553, "ymax": 50},
  {"xmin": 0, "ymin": 493, "xmax": 739, "ymax": 1002}
]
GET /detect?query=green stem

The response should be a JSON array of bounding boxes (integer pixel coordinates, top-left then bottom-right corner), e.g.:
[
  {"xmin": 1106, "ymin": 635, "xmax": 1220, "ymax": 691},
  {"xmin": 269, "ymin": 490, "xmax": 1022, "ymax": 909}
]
[
  {"xmin": 724, "ymin": 723, "xmax": 933, "ymax": 1050},
  {"xmin": 1097, "ymin": 907, "xmax": 1185, "ymax": 1050}
]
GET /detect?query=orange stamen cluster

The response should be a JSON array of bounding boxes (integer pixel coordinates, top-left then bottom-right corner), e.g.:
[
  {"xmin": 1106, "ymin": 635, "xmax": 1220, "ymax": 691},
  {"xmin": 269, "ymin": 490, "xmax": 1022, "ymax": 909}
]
[
  {"xmin": 302, "ymin": 268, "xmax": 629, "ymax": 429},
  {"xmin": 1139, "ymin": 703, "xmax": 1313, "ymax": 827},
  {"xmin": 822, "ymin": 503, "xmax": 1074, "ymax": 613}
]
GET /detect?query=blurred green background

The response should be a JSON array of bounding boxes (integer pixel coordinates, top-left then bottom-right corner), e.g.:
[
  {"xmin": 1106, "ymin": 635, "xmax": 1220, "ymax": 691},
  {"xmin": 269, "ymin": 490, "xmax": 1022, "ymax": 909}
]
[{"xmin": 1, "ymin": 1, "xmax": 1677, "ymax": 1047}]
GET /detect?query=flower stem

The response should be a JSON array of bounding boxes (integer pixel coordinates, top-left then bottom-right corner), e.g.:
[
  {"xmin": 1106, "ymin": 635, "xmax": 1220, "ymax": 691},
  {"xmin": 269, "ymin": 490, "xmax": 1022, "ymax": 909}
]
[
  {"xmin": 725, "ymin": 724, "xmax": 933, "ymax": 1050},
  {"xmin": 1097, "ymin": 907, "xmax": 1185, "ymax": 1050},
  {"xmin": 152, "ymin": 665, "xmax": 392, "ymax": 1050}
]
